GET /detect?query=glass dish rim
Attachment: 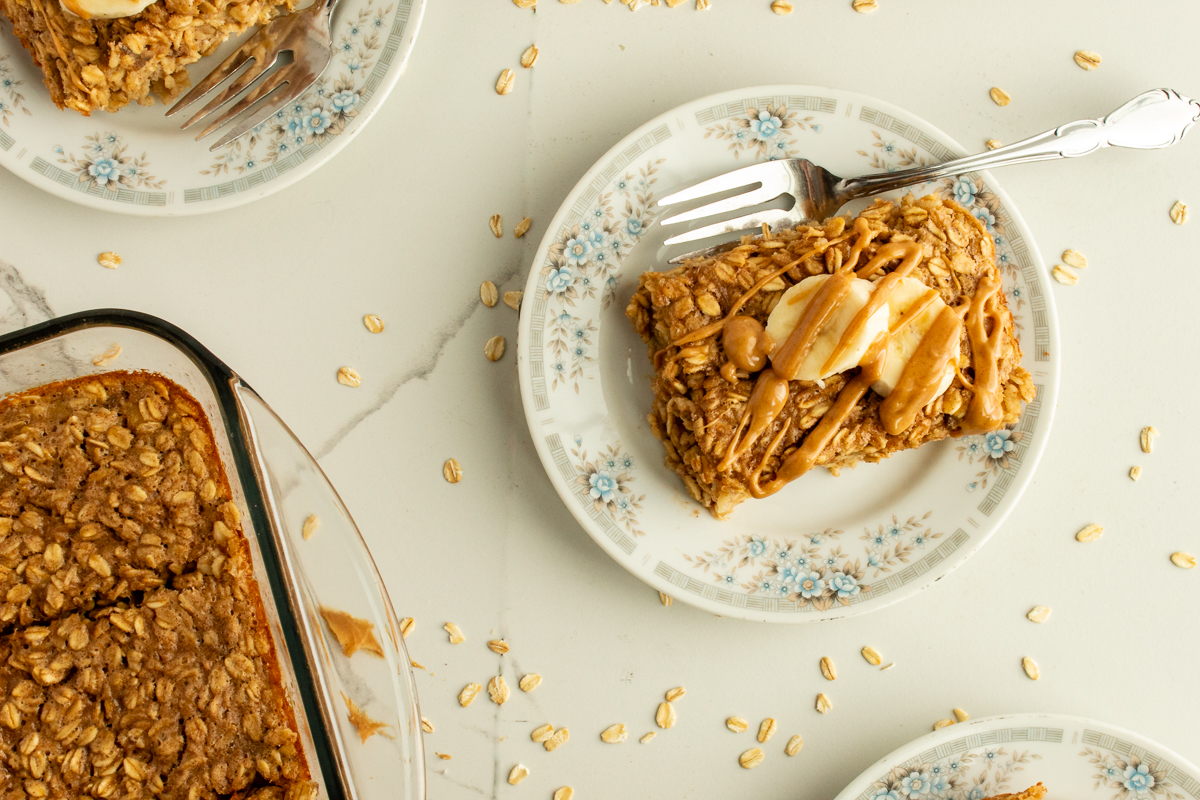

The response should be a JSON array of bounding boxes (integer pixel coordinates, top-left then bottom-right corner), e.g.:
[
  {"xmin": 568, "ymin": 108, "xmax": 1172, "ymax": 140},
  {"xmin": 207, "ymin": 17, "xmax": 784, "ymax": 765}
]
[{"xmin": 0, "ymin": 307, "xmax": 425, "ymax": 800}]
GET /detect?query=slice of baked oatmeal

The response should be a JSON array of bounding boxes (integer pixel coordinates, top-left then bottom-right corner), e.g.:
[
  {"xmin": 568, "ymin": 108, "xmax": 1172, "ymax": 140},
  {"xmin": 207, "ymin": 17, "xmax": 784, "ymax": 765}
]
[
  {"xmin": 0, "ymin": 0, "xmax": 294, "ymax": 114},
  {"xmin": 626, "ymin": 194, "xmax": 1035, "ymax": 519}
]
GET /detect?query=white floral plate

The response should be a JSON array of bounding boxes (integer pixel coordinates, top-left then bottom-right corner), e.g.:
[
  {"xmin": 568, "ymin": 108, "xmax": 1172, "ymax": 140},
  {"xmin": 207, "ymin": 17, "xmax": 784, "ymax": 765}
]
[
  {"xmin": 0, "ymin": 0, "xmax": 423, "ymax": 214},
  {"xmin": 516, "ymin": 85, "xmax": 1061, "ymax": 623},
  {"xmin": 834, "ymin": 714, "xmax": 1200, "ymax": 800}
]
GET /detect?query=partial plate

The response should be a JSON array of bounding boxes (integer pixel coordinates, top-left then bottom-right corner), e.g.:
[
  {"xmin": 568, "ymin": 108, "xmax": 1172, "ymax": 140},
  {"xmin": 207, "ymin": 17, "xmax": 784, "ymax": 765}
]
[
  {"xmin": 0, "ymin": 0, "xmax": 424, "ymax": 215},
  {"xmin": 833, "ymin": 714, "xmax": 1200, "ymax": 800},
  {"xmin": 516, "ymin": 84, "xmax": 1060, "ymax": 623}
]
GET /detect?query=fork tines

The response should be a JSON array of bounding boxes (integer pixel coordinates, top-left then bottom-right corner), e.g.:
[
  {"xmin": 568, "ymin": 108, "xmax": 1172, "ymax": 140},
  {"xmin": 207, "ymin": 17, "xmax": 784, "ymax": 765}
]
[{"xmin": 657, "ymin": 160, "xmax": 794, "ymax": 246}]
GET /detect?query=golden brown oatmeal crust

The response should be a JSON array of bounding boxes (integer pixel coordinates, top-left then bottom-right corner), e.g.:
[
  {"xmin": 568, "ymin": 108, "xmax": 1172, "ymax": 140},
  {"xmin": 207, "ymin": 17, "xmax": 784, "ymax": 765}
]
[
  {"xmin": 626, "ymin": 195, "xmax": 1035, "ymax": 519},
  {"xmin": 0, "ymin": 372, "xmax": 314, "ymax": 800}
]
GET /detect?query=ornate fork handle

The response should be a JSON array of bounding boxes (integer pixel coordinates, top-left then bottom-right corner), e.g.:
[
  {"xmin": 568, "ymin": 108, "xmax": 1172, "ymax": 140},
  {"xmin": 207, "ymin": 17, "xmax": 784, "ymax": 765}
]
[{"xmin": 836, "ymin": 88, "xmax": 1200, "ymax": 202}]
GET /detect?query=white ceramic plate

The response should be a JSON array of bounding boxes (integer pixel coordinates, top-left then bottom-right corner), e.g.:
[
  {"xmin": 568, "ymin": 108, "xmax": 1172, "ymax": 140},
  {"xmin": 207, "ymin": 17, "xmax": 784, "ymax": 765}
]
[
  {"xmin": 0, "ymin": 0, "xmax": 423, "ymax": 214},
  {"xmin": 833, "ymin": 714, "xmax": 1200, "ymax": 800},
  {"xmin": 516, "ymin": 85, "xmax": 1060, "ymax": 623}
]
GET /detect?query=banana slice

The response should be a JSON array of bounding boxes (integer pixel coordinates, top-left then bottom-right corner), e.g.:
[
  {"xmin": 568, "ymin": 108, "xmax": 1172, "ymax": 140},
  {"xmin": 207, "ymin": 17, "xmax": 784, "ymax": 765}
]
[
  {"xmin": 871, "ymin": 276, "xmax": 957, "ymax": 398},
  {"xmin": 60, "ymin": 0, "xmax": 155, "ymax": 20},
  {"xmin": 765, "ymin": 274, "xmax": 888, "ymax": 382}
]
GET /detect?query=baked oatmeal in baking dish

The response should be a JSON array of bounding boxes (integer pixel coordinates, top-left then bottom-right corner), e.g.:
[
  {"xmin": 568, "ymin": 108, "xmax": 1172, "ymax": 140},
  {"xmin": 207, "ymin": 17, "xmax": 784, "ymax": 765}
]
[
  {"xmin": 0, "ymin": 373, "xmax": 316, "ymax": 800},
  {"xmin": 627, "ymin": 194, "xmax": 1035, "ymax": 519}
]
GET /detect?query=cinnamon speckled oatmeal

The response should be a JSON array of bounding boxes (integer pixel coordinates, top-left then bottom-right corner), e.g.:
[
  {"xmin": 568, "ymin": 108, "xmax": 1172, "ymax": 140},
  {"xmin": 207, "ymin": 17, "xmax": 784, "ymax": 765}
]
[{"xmin": 0, "ymin": 373, "xmax": 316, "ymax": 800}]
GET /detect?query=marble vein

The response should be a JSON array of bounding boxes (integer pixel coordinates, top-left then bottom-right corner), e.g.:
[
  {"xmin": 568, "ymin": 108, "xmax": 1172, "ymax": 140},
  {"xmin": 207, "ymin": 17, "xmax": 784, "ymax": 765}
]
[
  {"xmin": 0, "ymin": 257, "xmax": 54, "ymax": 333},
  {"xmin": 314, "ymin": 260, "xmax": 528, "ymax": 461}
]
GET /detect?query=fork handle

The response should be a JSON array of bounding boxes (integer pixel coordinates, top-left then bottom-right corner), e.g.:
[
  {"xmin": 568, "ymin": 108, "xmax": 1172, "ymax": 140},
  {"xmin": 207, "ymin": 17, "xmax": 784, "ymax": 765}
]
[{"xmin": 836, "ymin": 88, "xmax": 1200, "ymax": 202}]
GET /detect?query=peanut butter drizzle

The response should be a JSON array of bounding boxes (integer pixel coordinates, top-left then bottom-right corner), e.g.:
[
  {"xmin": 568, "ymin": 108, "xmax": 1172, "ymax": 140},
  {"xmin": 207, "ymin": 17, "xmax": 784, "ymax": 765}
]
[
  {"xmin": 958, "ymin": 267, "xmax": 1006, "ymax": 434},
  {"xmin": 771, "ymin": 270, "xmax": 854, "ymax": 381},
  {"xmin": 879, "ymin": 304, "xmax": 963, "ymax": 435},
  {"xmin": 717, "ymin": 368, "xmax": 789, "ymax": 472},
  {"xmin": 818, "ymin": 240, "xmax": 924, "ymax": 376},
  {"xmin": 668, "ymin": 232, "xmax": 856, "ymax": 349},
  {"xmin": 751, "ymin": 340, "xmax": 887, "ymax": 498},
  {"xmin": 722, "ymin": 316, "xmax": 774, "ymax": 371}
]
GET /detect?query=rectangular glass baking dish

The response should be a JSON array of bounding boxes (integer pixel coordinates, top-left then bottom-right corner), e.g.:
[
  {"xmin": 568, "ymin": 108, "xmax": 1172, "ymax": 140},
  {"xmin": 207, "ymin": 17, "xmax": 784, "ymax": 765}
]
[{"xmin": 0, "ymin": 309, "xmax": 425, "ymax": 800}]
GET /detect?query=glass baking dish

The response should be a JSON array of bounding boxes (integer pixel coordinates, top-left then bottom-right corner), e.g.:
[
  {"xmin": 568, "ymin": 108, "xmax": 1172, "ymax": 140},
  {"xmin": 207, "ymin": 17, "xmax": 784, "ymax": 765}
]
[{"xmin": 0, "ymin": 309, "xmax": 425, "ymax": 800}]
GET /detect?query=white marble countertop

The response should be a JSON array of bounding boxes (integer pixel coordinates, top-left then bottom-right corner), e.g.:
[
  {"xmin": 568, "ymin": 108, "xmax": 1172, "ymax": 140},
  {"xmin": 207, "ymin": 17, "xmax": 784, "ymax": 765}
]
[{"xmin": 2, "ymin": 1, "xmax": 1199, "ymax": 798}]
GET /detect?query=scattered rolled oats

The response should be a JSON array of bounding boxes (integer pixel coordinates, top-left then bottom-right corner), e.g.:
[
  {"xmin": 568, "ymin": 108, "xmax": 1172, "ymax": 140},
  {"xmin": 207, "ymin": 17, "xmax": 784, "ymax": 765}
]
[
  {"xmin": 489, "ymin": 214, "xmax": 503, "ymax": 237},
  {"xmin": 554, "ymin": 788, "xmax": 574, "ymax": 800},
  {"xmin": 986, "ymin": 139, "xmax": 1002, "ymax": 150},
  {"xmin": 92, "ymin": 343, "xmax": 122, "ymax": 367},
  {"xmin": 933, "ymin": 719, "xmax": 955, "ymax": 730},
  {"xmin": 1129, "ymin": 466, "xmax": 1142, "ymax": 481},
  {"xmin": 1073, "ymin": 50, "xmax": 1101, "ymax": 70},
  {"xmin": 520, "ymin": 673, "xmax": 542, "ymax": 692},
  {"xmin": 520, "ymin": 44, "xmax": 539, "ymax": 68},
  {"xmin": 640, "ymin": 731, "xmax": 657, "ymax": 744},
  {"xmin": 1061, "ymin": 249, "xmax": 1088, "ymax": 269},
  {"xmin": 852, "ymin": 0, "xmax": 878, "ymax": 11},
  {"xmin": 544, "ymin": 727, "xmax": 570, "ymax": 752},
  {"xmin": 97, "ymin": 251, "xmax": 122, "ymax": 269},
  {"xmin": 1170, "ymin": 201, "xmax": 1188, "ymax": 225},
  {"xmin": 514, "ymin": 216, "xmax": 533, "ymax": 238},
  {"xmin": 601, "ymin": 723, "xmax": 628, "ymax": 743},
  {"xmin": 504, "ymin": 291, "xmax": 524, "ymax": 310},
  {"xmin": 481, "ymin": 281, "xmax": 499, "ymax": 307},
  {"xmin": 655, "ymin": 702, "xmax": 677, "ymax": 729},
  {"xmin": 400, "ymin": 617, "xmax": 415, "ymax": 638},
  {"xmin": 512, "ymin": 0, "xmax": 535, "ymax": 6},
  {"xmin": 458, "ymin": 683, "xmax": 482, "ymax": 707},
  {"xmin": 485, "ymin": 335, "xmax": 507, "ymax": 362},
  {"xmin": 443, "ymin": 458, "xmax": 463, "ymax": 483},
  {"xmin": 757, "ymin": 718, "xmax": 777, "ymax": 743},
  {"xmin": 1027, "ymin": 605, "xmax": 1052, "ymax": 623},
  {"xmin": 337, "ymin": 366, "xmax": 362, "ymax": 387},
  {"xmin": 989, "ymin": 87, "xmax": 1011, "ymax": 106},
  {"xmin": 954, "ymin": 708, "xmax": 970, "ymax": 722},
  {"xmin": 785, "ymin": 734, "xmax": 804, "ymax": 756},
  {"xmin": 815, "ymin": 693, "xmax": 831, "ymax": 714},
  {"xmin": 820, "ymin": 656, "xmax": 837, "ymax": 681},
  {"xmin": 531, "ymin": 724, "xmax": 554, "ymax": 743},
  {"xmin": 1052, "ymin": 265, "xmax": 1079, "ymax": 285},
  {"xmin": 444, "ymin": 622, "xmax": 466, "ymax": 644},
  {"xmin": 488, "ymin": 639, "xmax": 510, "ymax": 654},
  {"xmin": 861, "ymin": 646, "xmax": 883, "ymax": 666},
  {"xmin": 727, "ymin": 716, "xmax": 749, "ymax": 733},
  {"xmin": 665, "ymin": 687, "xmax": 686, "ymax": 702},
  {"xmin": 508, "ymin": 764, "xmax": 530, "ymax": 785},
  {"xmin": 421, "ymin": 716, "xmax": 434, "ymax": 733},
  {"xmin": 1075, "ymin": 523, "xmax": 1104, "ymax": 542},
  {"xmin": 1141, "ymin": 426, "xmax": 1159, "ymax": 453},
  {"xmin": 363, "ymin": 314, "xmax": 385, "ymax": 333},
  {"xmin": 495, "ymin": 69, "xmax": 515, "ymax": 95},
  {"xmin": 301, "ymin": 513, "xmax": 320, "ymax": 541},
  {"xmin": 739, "ymin": 747, "xmax": 765, "ymax": 769},
  {"xmin": 488, "ymin": 676, "xmax": 511, "ymax": 705},
  {"xmin": 1171, "ymin": 552, "xmax": 1196, "ymax": 569},
  {"xmin": 1022, "ymin": 656, "xmax": 1040, "ymax": 680},
  {"xmin": 770, "ymin": 0, "xmax": 793, "ymax": 13}
]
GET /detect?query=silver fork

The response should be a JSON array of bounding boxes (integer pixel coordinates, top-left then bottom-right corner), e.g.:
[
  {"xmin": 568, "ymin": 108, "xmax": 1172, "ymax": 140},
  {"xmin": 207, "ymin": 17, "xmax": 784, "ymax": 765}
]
[
  {"xmin": 658, "ymin": 88, "xmax": 1200, "ymax": 262},
  {"xmin": 165, "ymin": 0, "xmax": 342, "ymax": 152}
]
